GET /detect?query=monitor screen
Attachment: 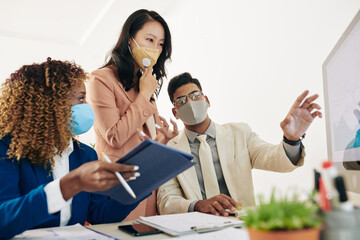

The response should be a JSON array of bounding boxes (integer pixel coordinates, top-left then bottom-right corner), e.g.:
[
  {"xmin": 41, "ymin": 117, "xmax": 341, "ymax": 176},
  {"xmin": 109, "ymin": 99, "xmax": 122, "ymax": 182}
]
[{"xmin": 323, "ymin": 9, "xmax": 360, "ymax": 193}]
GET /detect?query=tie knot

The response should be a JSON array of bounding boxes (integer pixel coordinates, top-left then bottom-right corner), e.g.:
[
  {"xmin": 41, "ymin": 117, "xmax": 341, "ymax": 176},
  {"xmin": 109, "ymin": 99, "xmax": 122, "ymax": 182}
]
[{"xmin": 196, "ymin": 135, "xmax": 207, "ymax": 143}]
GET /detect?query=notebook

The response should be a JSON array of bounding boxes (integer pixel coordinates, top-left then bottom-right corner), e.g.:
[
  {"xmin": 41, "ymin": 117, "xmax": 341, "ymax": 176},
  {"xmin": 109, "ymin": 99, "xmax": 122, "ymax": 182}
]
[{"xmin": 97, "ymin": 139, "xmax": 195, "ymax": 205}]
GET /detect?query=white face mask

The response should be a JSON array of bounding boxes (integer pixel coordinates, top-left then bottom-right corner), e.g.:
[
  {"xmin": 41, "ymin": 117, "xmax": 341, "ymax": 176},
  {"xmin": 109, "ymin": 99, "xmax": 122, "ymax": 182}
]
[
  {"xmin": 175, "ymin": 99, "xmax": 209, "ymax": 125},
  {"xmin": 128, "ymin": 37, "xmax": 161, "ymax": 70}
]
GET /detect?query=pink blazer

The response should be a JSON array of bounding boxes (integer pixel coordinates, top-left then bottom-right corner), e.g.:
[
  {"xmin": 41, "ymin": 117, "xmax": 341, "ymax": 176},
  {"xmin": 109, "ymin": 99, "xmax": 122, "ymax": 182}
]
[{"xmin": 87, "ymin": 66, "xmax": 164, "ymax": 220}]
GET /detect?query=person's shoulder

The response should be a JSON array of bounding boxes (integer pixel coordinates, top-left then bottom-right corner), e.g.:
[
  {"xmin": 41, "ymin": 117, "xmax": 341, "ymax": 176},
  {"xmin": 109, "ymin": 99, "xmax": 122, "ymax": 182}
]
[
  {"xmin": 90, "ymin": 66, "xmax": 117, "ymax": 82},
  {"xmin": 0, "ymin": 134, "xmax": 12, "ymax": 147},
  {"xmin": 217, "ymin": 122, "xmax": 252, "ymax": 131},
  {"xmin": 73, "ymin": 140, "xmax": 98, "ymax": 160},
  {"xmin": 215, "ymin": 122, "xmax": 254, "ymax": 142}
]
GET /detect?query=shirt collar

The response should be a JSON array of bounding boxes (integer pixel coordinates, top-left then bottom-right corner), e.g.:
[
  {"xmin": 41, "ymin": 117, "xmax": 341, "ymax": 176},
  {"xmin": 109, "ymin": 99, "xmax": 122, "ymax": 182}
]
[
  {"xmin": 65, "ymin": 139, "xmax": 74, "ymax": 155},
  {"xmin": 185, "ymin": 121, "xmax": 216, "ymax": 143}
]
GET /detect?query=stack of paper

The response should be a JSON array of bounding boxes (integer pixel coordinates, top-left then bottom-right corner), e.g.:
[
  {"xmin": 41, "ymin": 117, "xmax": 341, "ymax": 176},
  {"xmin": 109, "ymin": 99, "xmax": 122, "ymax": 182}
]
[
  {"xmin": 13, "ymin": 224, "xmax": 114, "ymax": 239},
  {"xmin": 163, "ymin": 227, "xmax": 249, "ymax": 240},
  {"xmin": 137, "ymin": 212, "xmax": 244, "ymax": 236}
]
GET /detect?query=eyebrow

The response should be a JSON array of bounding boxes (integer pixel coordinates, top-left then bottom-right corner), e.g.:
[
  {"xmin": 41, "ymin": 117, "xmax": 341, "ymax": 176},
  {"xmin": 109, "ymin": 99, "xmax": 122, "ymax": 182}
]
[
  {"xmin": 146, "ymin": 33, "xmax": 165, "ymax": 41},
  {"xmin": 176, "ymin": 90, "xmax": 199, "ymax": 99}
]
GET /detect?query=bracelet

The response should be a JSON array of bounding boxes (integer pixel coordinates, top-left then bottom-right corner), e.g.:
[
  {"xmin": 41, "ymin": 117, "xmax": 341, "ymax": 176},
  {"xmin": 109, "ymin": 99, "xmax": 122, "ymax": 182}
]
[{"xmin": 283, "ymin": 134, "xmax": 305, "ymax": 146}]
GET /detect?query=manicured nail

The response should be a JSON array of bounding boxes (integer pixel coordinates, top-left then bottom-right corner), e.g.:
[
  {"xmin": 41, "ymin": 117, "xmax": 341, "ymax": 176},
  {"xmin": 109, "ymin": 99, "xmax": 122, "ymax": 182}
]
[
  {"xmin": 140, "ymin": 131, "xmax": 146, "ymax": 137},
  {"xmin": 134, "ymin": 166, "xmax": 139, "ymax": 171},
  {"xmin": 155, "ymin": 124, "xmax": 161, "ymax": 129},
  {"xmin": 129, "ymin": 176, "xmax": 137, "ymax": 181},
  {"xmin": 135, "ymin": 172, "xmax": 141, "ymax": 177}
]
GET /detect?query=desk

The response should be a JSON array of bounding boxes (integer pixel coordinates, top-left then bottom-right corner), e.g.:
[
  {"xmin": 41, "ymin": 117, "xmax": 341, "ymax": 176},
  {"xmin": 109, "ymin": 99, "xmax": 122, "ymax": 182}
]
[
  {"xmin": 87, "ymin": 217, "xmax": 247, "ymax": 239},
  {"xmin": 87, "ymin": 221, "xmax": 171, "ymax": 239}
]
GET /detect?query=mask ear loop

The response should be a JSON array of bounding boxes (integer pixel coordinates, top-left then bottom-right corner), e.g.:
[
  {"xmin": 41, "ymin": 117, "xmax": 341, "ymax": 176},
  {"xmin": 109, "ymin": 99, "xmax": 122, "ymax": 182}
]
[
  {"xmin": 128, "ymin": 37, "xmax": 145, "ymax": 74},
  {"xmin": 130, "ymin": 37, "xmax": 151, "ymax": 68},
  {"xmin": 131, "ymin": 37, "xmax": 141, "ymax": 49},
  {"xmin": 128, "ymin": 37, "xmax": 139, "ymax": 57}
]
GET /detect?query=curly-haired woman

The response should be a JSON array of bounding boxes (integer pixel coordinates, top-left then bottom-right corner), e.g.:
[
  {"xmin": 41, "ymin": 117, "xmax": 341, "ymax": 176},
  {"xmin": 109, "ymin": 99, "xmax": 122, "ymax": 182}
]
[
  {"xmin": 0, "ymin": 58, "xmax": 142, "ymax": 239},
  {"xmin": 87, "ymin": 9, "xmax": 178, "ymax": 220}
]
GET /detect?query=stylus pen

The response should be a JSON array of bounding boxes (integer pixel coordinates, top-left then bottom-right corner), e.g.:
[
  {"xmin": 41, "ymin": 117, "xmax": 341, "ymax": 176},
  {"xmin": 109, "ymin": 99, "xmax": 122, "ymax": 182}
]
[{"xmin": 101, "ymin": 152, "xmax": 137, "ymax": 199}]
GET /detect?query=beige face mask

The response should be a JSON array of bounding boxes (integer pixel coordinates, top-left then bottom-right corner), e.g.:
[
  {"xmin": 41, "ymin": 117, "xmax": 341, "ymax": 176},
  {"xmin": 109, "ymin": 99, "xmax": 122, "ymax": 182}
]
[{"xmin": 129, "ymin": 37, "xmax": 161, "ymax": 70}]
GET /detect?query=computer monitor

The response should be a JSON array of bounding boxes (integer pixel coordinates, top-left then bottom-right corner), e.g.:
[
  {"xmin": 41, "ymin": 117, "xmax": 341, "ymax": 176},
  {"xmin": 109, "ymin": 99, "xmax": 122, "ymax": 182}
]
[{"xmin": 323, "ymin": 9, "xmax": 360, "ymax": 194}]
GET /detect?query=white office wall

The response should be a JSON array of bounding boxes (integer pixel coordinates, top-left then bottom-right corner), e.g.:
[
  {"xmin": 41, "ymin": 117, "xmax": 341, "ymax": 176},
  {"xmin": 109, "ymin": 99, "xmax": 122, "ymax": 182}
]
[{"xmin": 1, "ymin": 0, "xmax": 360, "ymax": 199}]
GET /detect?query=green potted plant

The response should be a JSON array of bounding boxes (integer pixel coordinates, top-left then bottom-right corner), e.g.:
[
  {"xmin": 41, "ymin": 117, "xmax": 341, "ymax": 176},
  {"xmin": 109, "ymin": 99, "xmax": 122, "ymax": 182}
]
[{"xmin": 241, "ymin": 191, "xmax": 323, "ymax": 240}]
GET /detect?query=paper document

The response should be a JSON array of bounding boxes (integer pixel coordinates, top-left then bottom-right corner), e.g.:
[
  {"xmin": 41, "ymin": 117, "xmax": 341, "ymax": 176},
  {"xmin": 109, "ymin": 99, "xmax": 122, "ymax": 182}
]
[
  {"xmin": 163, "ymin": 227, "xmax": 249, "ymax": 240},
  {"xmin": 12, "ymin": 223, "xmax": 114, "ymax": 239},
  {"xmin": 138, "ymin": 212, "xmax": 243, "ymax": 236},
  {"xmin": 98, "ymin": 139, "xmax": 195, "ymax": 205}
]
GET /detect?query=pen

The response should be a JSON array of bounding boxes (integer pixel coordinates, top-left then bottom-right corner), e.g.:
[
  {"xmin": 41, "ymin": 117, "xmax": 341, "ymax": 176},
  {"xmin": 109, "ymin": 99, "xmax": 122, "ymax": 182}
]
[
  {"xmin": 191, "ymin": 221, "xmax": 233, "ymax": 231},
  {"xmin": 101, "ymin": 152, "xmax": 137, "ymax": 199}
]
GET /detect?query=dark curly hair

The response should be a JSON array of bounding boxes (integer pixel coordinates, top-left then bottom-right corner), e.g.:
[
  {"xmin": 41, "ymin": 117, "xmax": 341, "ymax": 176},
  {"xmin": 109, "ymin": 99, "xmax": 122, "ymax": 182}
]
[
  {"xmin": 0, "ymin": 58, "xmax": 86, "ymax": 168},
  {"xmin": 103, "ymin": 9, "xmax": 172, "ymax": 97}
]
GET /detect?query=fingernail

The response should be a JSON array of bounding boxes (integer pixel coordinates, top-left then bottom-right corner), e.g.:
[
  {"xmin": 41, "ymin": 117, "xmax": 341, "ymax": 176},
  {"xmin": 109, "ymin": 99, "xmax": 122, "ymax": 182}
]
[
  {"xmin": 135, "ymin": 172, "xmax": 141, "ymax": 177},
  {"xmin": 155, "ymin": 124, "xmax": 161, "ymax": 129},
  {"xmin": 140, "ymin": 131, "xmax": 146, "ymax": 137},
  {"xmin": 134, "ymin": 166, "xmax": 139, "ymax": 171},
  {"xmin": 129, "ymin": 176, "xmax": 137, "ymax": 181},
  {"xmin": 231, "ymin": 207, "xmax": 236, "ymax": 212}
]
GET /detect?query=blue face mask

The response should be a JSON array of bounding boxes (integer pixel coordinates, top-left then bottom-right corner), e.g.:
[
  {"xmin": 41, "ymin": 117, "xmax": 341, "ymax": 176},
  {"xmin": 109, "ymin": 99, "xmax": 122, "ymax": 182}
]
[{"xmin": 70, "ymin": 103, "xmax": 95, "ymax": 135}]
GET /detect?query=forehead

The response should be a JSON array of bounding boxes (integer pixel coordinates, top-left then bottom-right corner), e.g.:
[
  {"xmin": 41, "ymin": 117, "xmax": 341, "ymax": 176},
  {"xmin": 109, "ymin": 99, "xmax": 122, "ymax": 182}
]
[
  {"xmin": 173, "ymin": 83, "xmax": 201, "ymax": 99},
  {"xmin": 71, "ymin": 82, "xmax": 86, "ymax": 94},
  {"xmin": 135, "ymin": 20, "xmax": 165, "ymax": 40}
]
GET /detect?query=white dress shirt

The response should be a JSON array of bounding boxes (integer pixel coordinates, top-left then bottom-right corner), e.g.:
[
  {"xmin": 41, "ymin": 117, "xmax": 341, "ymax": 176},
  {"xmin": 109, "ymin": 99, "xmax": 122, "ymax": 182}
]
[{"xmin": 43, "ymin": 139, "xmax": 74, "ymax": 226}]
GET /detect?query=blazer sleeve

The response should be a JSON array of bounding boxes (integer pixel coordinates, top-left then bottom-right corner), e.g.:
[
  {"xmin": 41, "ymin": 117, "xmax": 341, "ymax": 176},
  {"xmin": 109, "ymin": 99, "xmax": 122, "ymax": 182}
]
[
  {"xmin": 0, "ymin": 158, "xmax": 57, "ymax": 239},
  {"xmin": 157, "ymin": 177, "xmax": 194, "ymax": 215},
  {"xmin": 244, "ymin": 124, "xmax": 305, "ymax": 172},
  {"xmin": 86, "ymin": 193, "xmax": 140, "ymax": 224},
  {"xmin": 87, "ymin": 71, "xmax": 158, "ymax": 149}
]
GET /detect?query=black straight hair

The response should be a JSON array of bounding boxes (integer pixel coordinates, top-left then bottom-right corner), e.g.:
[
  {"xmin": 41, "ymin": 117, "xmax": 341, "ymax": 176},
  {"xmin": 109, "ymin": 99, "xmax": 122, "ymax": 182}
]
[
  {"xmin": 103, "ymin": 9, "xmax": 172, "ymax": 96},
  {"xmin": 168, "ymin": 72, "xmax": 203, "ymax": 103}
]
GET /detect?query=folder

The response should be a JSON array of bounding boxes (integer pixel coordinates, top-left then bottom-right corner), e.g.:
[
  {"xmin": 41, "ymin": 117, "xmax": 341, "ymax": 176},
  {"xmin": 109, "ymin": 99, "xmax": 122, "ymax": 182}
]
[
  {"xmin": 136, "ymin": 212, "xmax": 244, "ymax": 236},
  {"xmin": 97, "ymin": 139, "xmax": 195, "ymax": 205}
]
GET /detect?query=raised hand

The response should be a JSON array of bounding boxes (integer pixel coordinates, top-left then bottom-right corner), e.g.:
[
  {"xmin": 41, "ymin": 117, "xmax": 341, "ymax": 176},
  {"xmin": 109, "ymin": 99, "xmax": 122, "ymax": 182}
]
[
  {"xmin": 154, "ymin": 116, "xmax": 179, "ymax": 144},
  {"xmin": 137, "ymin": 116, "xmax": 179, "ymax": 144},
  {"xmin": 280, "ymin": 90, "xmax": 322, "ymax": 141},
  {"xmin": 139, "ymin": 67, "xmax": 159, "ymax": 101}
]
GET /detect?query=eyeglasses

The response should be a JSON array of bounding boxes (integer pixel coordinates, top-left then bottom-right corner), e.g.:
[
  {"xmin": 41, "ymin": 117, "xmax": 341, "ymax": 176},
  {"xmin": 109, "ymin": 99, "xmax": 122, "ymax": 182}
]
[{"xmin": 173, "ymin": 90, "xmax": 203, "ymax": 106}]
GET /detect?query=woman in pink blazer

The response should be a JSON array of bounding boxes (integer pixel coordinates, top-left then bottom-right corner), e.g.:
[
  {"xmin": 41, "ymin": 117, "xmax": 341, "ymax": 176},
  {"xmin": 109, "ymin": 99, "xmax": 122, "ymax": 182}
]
[{"xmin": 87, "ymin": 9, "xmax": 178, "ymax": 220}]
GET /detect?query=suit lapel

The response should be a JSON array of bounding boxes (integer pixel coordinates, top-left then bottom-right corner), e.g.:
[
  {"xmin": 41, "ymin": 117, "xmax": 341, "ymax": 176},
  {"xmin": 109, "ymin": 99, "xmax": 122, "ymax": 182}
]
[
  {"xmin": 116, "ymin": 81, "xmax": 137, "ymax": 103},
  {"xmin": 173, "ymin": 131, "xmax": 203, "ymax": 200},
  {"xmin": 116, "ymin": 80, "xmax": 157, "ymax": 138},
  {"xmin": 215, "ymin": 123, "xmax": 238, "ymax": 200},
  {"xmin": 32, "ymin": 163, "xmax": 53, "ymax": 185}
]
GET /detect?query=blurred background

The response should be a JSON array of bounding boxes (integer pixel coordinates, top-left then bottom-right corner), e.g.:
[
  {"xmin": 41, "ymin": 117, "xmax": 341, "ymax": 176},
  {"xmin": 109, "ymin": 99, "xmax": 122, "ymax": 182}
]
[{"xmin": 1, "ymin": 0, "xmax": 360, "ymax": 199}]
